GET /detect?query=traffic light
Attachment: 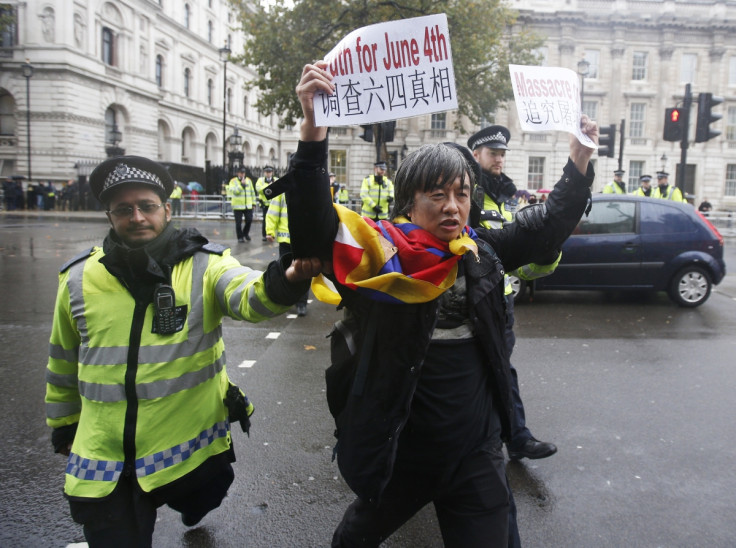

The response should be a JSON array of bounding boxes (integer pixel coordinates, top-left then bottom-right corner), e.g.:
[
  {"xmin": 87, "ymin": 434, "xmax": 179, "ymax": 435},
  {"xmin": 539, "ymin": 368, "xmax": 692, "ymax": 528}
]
[
  {"xmin": 695, "ymin": 93, "xmax": 723, "ymax": 143},
  {"xmin": 381, "ymin": 121, "xmax": 396, "ymax": 143},
  {"xmin": 663, "ymin": 108, "xmax": 683, "ymax": 142},
  {"xmin": 358, "ymin": 124, "xmax": 373, "ymax": 142},
  {"xmin": 598, "ymin": 124, "xmax": 615, "ymax": 158}
]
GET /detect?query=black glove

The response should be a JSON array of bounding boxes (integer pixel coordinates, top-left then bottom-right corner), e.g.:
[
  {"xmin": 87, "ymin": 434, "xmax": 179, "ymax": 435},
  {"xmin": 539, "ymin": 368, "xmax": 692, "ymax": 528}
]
[
  {"xmin": 373, "ymin": 205, "xmax": 383, "ymax": 214},
  {"xmin": 51, "ymin": 423, "xmax": 78, "ymax": 454},
  {"xmin": 224, "ymin": 383, "xmax": 255, "ymax": 436}
]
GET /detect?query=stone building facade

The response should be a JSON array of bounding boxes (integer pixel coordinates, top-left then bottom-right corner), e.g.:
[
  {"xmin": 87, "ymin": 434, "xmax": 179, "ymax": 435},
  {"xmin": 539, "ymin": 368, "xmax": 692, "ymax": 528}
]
[{"xmin": 1, "ymin": 0, "xmax": 735, "ymax": 209}]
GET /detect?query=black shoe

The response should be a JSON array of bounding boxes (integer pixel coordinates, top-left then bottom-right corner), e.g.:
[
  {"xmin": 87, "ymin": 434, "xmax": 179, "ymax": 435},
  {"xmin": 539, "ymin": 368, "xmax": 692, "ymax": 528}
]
[
  {"xmin": 297, "ymin": 303, "xmax": 307, "ymax": 317},
  {"xmin": 245, "ymin": 234, "xmax": 251, "ymax": 241},
  {"xmin": 262, "ymin": 237, "xmax": 267, "ymax": 242},
  {"xmin": 237, "ymin": 238, "xmax": 244, "ymax": 243},
  {"xmin": 181, "ymin": 511, "xmax": 206, "ymax": 527},
  {"xmin": 507, "ymin": 437, "xmax": 557, "ymax": 460}
]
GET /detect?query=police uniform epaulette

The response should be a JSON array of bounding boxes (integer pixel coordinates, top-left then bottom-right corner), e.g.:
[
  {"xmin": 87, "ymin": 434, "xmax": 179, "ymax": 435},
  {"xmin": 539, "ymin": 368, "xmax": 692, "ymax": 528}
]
[
  {"xmin": 201, "ymin": 242, "xmax": 228, "ymax": 255},
  {"xmin": 60, "ymin": 247, "xmax": 98, "ymax": 273}
]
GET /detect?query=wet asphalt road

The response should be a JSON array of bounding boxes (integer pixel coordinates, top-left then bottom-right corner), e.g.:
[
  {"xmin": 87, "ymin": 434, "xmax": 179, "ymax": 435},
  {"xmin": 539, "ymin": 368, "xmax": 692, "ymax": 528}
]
[{"xmin": 1, "ymin": 210, "xmax": 735, "ymax": 547}]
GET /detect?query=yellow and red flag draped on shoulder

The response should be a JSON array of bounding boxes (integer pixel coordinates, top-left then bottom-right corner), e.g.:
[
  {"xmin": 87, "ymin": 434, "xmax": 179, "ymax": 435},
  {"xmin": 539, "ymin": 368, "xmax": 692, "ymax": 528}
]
[{"xmin": 312, "ymin": 205, "xmax": 478, "ymax": 305}]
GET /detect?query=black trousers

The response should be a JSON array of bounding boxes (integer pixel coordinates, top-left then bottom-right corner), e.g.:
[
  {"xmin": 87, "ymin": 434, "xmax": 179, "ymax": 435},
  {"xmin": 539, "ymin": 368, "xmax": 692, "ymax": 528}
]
[
  {"xmin": 332, "ymin": 441, "xmax": 510, "ymax": 548},
  {"xmin": 68, "ymin": 453, "xmax": 234, "ymax": 548}
]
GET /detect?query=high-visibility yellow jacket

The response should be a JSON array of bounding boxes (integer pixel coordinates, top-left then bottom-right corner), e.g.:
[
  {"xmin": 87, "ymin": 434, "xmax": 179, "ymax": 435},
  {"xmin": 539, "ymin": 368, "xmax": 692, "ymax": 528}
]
[
  {"xmin": 652, "ymin": 184, "xmax": 686, "ymax": 202},
  {"xmin": 255, "ymin": 177, "xmax": 277, "ymax": 206},
  {"xmin": 169, "ymin": 186, "xmax": 183, "ymax": 200},
  {"xmin": 227, "ymin": 177, "xmax": 255, "ymax": 210},
  {"xmin": 602, "ymin": 181, "xmax": 626, "ymax": 194},
  {"xmin": 45, "ymin": 244, "xmax": 292, "ymax": 499},
  {"xmin": 360, "ymin": 175, "xmax": 394, "ymax": 219},
  {"xmin": 478, "ymin": 191, "xmax": 561, "ymax": 295},
  {"xmin": 265, "ymin": 194, "xmax": 290, "ymax": 244}
]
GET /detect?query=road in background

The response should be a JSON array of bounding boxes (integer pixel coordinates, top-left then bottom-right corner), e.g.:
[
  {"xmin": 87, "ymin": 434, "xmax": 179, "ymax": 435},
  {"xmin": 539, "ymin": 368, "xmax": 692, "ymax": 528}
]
[{"xmin": 1, "ymin": 211, "xmax": 735, "ymax": 547}]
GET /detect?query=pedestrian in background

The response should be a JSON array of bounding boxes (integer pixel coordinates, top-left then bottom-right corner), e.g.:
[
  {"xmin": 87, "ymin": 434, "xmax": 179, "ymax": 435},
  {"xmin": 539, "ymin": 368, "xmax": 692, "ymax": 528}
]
[
  {"xmin": 255, "ymin": 166, "xmax": 277, "ymax": 241},
  {"xmin": 45, "ymin": 155, "xmax": 320, "ymax": 547}
]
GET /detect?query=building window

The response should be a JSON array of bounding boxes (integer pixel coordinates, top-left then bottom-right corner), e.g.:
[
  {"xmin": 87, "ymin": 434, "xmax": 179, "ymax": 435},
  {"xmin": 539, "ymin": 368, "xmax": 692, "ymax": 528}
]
[
  {"xmin": 726, "ymin": 164, "xmax": 736, "ymax": 197},
  {"xmin": 632, "ymin": 52, "xmax": 647, "ymax": 81},
  {"xmin": 628, "ymin": 160, "xmax": 644, "ymax": 190},
  {"xmin": 0, "ymin": 91, "xmax": 16, "ymax": 135},
  {"xmin": 330, "ymin": 149, "xmax": 347, "ymax": 188},
  {"xmin": 243, "ymin": 96, "xmax": 248, "ymax": 119},
  {"xmin": 582, "ymin": 100, "xmax": 597, "ymax": 121},
  {"xmin": 431, "ymin": 113, "xmax": 446, "ymax": 129},
  {"xmin": 527, "ymin": 157, "xmax": 545, "ymax": 190},
  {"xmin": 227, "ymin": 88, "xmax": 232, "ymax": 113},
  {"xmin": 104, "ymin": 108, "xmax": 119, "ymax": 144},
  {"xmin": 102, "ymin": 27, "xmax": 114, "ymax": 65},
  {"xmin": 184, "ymin": 4, "xmax": 191, "ymax": 29},
  {"xmin": 184, "ymin": 68, "xmax": 191, "ymax": 98},
  {"xmin": 629, "ymin": 103, "xmax": 646, "ymax": 138},
  {"xmin": 584, "ymin": 49, "xmax": 600, "ymax": 79},
  {"xmin": 729, "ymin": 57, "xmax": 736, "ymax": 86},
  {"xmin": 155, "ymin": 55, "xmax": 163, "ymax": 87},
  {"xmin": 208, "ymin": 20, "xmax": 213, "ymax": 43},
  {"xmin": 727, "ymin": 106, "xmax": 736, "ymax": 141},
  {"xmin": 207, "ymin": 79, "xmax": 213, "ymax": 106},
  {"xmin": 681, "ymin": 53, "xmax": 697, "ymax": 84},
  {"xmin": 533, "ymin": 46, "xmax": 548, "ymax": 66},
  {"xmin": 0, "ymin": 5, "xmax": 16, "ymax": 47}
]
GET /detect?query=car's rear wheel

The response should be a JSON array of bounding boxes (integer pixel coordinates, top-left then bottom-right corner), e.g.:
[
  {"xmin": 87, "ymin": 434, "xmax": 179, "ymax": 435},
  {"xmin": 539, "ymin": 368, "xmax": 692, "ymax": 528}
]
[
  {"xmin": 668, "ymin": 265, "xmax": 712, "ymax": 307},
  {"xmin": 508, "ymin": 275, "xmax": 527, "ymax": 303}
]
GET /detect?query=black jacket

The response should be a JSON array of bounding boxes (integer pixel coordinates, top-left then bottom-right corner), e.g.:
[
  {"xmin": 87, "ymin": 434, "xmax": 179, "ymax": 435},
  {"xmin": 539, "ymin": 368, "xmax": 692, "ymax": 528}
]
[{"xmin": 279, "ymin": 139, "xmax": 594, "ymax": 503}]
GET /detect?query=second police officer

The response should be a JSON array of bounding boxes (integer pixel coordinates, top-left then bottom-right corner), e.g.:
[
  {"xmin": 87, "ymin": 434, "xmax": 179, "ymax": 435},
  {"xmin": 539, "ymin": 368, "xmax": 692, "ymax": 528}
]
[{"xmin": 360, "ymin": 161, "xmax": 394, "ymax": 221}]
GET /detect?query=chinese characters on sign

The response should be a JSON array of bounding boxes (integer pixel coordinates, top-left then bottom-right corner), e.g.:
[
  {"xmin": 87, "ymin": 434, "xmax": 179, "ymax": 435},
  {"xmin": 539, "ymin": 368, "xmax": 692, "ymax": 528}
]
[
  {"xmin": 314, "ymin": 14, "xmax": 458, "ymax": 127},
  {"xmin": 509, "ymin": 64, "xmax": 596, "ymax": 149}
]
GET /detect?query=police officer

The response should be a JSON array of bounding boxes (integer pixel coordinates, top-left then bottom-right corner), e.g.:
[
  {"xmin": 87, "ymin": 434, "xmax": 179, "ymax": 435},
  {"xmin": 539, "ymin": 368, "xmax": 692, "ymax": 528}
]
[
  {"xmin": 603, "ymin": 169, "xmax": 627, "ymax": 194},
  {"xmin": 255, "ymin": 166, "xmax": 277, "ymax": 241},
  {"xmin": 467, "ymin": 125, "xmax": 559, "ymax": 461},
  {"xmin": 329, "ymin": 171, "xmax": 340, "ymax": 203},
  {"xmin": 45, "ymin": 155, "xmax": 320, "ymax": 547},
  {"xmin": 360, "ymin": 161, "xmax": 394, "ymax": 220},
  {"xmin": 227, "ymin": 167, "xmax": 255, "ymax": 242},
  {"xmin": 632, "ymin": 174, "xmax": 653, "ymax": 196},
  {"xmin": 652, "ymin": 171, "xmax": 686, "ymax": 202}
]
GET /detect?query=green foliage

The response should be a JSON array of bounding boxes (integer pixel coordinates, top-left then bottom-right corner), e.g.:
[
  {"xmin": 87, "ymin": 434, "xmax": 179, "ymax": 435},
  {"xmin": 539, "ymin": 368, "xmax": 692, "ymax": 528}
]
[
  {"xmin": 0, "ymin": 4, "xmax": 16, "ymax": 36},
  {"xmin": 231, "ymin": 0, "xmax": 543, "ymax": 130}
]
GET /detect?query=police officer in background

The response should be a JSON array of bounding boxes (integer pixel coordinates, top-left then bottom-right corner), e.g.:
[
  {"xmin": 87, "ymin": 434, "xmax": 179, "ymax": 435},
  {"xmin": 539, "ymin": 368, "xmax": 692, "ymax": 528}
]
[
  {"xmin": 227, "ymin": 167, "xmax": 256, "ymax": 242},
  {"xmin": 45, "ymin": 155, "xmax": 320, "ymax": 547},
  {"xmin": 652, "ymin": 171, "xmax": 686, "ymax": 202},
  {"xmin": 632, "ymin": 174, "xmax": 653, "ymax": 196},
  {"xmin": 329, "ymin": 172, "xmax": 340, "ymax": 203},
  {"xmin": 255, "ymin": 166, "xmax": 277, "ymax": 241},
  {"xmin": 467, "ymin": 125, "xmax": 559, "ymax": 462},
  {"xmin": 360, "ymin": 161, "xmax": 394, "ymax": 220},
  {"xmin": 603, "ymin": 169, "xmax": 627, "ymax": 194}
]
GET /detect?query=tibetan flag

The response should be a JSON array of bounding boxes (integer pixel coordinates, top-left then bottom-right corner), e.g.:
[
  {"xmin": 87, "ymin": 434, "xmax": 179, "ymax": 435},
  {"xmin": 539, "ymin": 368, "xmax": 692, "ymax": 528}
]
[{"xmin": 312, "ymin": 204, "xmax": 478, "ymax": 305}]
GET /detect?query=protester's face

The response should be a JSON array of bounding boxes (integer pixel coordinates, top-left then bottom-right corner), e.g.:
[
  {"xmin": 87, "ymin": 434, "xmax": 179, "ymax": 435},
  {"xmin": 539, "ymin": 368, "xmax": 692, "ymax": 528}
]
[
  {"xmin": 106, "ymin": 187, "xmax": 170, "ymax": 247},
  {"xmin": 408, "ymin": 175, "xmax": 470, "ymax": 242},
  {"xmin": 473, "ymin": 147, "xmax": 506, "ymax": 176}
]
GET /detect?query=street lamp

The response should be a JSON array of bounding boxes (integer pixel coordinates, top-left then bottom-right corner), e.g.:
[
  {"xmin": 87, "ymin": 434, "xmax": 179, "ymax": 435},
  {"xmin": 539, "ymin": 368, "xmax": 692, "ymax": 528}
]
[
  {"xmin": 21, "ymin": 59, "xmax": 33, "ymax": 182},
  {"xmin": 660, "ymin": 153, "xmax": 668, "ymax": 172},
  {"xmin": 227, "ymin": 126, "xmax": 243, "ymax": 177},
  {"xmin": 219, "ymin": 43, "xmax": 231, "ymax": 172},
  {"xmin": 577, "ymin": 57, "xmax": 590, "ymax": 109},
  {"xmin": 106, "ymin": 123, "xmax": 125, "ymax": 158}
]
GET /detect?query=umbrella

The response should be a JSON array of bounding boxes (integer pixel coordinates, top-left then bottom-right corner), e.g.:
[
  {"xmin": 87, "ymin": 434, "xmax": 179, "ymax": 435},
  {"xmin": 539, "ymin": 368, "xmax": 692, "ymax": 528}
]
[
  {"xmin": 514, "ymin": 189, "xmax": 531, "ymax": 200},
  {"xmin": 176, "ymin": 181, "xmax": 190, "ymax": 194},
  {"xmin": 537, "ymin": 189, "xmax": 552, "ymax": 194},
  {"xmin": 187, "ymin": 181, "xmax": 204, "ymax": 192}
]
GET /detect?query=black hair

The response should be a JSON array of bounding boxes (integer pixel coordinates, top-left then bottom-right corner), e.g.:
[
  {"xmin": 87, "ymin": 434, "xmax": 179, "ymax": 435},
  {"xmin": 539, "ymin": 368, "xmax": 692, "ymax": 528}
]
[{"xmin": 391, "ymin": 143, "xmax": 476, "ymax": 220}]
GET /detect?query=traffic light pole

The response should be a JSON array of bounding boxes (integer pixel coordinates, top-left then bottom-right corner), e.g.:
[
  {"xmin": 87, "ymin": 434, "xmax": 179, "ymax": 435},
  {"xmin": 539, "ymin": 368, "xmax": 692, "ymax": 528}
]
[
  {"xmin": 617, "ymin": 118, "xmax": 625, "ymax": 172},
  {"xmin": 677, "ymin": 83, "xmax": 692, "ymax": 193}
]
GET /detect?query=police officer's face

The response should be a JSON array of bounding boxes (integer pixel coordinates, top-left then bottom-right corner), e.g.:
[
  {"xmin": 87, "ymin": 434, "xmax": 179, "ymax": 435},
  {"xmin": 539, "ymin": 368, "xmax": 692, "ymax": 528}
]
[
  {"xmin": 106, "ymin": 187, "xmax": 171, "ymax": 247},
  {"xmin": 407, "ymin": 175, "xmax": 471, "ymax": 242},
  {"xmin": 473, "ymin": 147, "xmax": 506, "ymax": 176}
]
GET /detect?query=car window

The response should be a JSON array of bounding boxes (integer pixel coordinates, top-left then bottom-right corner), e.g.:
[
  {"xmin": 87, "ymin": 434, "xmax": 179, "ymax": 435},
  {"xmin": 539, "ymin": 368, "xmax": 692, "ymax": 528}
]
[
  {"xmin": 640, "ymin": 201, "xmax": 695, "ymax": 234},
  {"xmin": 573, "ymin": 201, "xmax": 636, "ymax": 235}
]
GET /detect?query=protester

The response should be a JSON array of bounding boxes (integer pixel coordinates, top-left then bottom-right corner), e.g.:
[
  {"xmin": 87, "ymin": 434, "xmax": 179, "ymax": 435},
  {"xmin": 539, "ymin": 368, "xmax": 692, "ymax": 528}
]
[{"xmin": 277, "ymin": 61, "xmax": 598, "ymax": 548}]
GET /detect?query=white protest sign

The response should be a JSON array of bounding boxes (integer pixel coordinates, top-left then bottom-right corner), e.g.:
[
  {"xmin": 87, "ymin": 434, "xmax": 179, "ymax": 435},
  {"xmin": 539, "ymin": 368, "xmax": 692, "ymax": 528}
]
[
  {"xmin": 509, "ymin": 64, "xmax": 596, "ymax": 149},
  {"xmin": 314, "ymin": 14, "xmax": 458, "ymax": 127}
]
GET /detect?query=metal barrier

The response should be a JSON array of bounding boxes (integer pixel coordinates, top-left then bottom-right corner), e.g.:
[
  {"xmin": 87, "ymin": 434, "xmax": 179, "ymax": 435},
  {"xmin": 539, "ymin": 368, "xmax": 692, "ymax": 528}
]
[
  {"xmin": 169, "ymin": 195, "xmax": 265, "ymax": 222},
  {"xmin": 703, "ymin": 211, "xmax": 735, "ymax": 237}
]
